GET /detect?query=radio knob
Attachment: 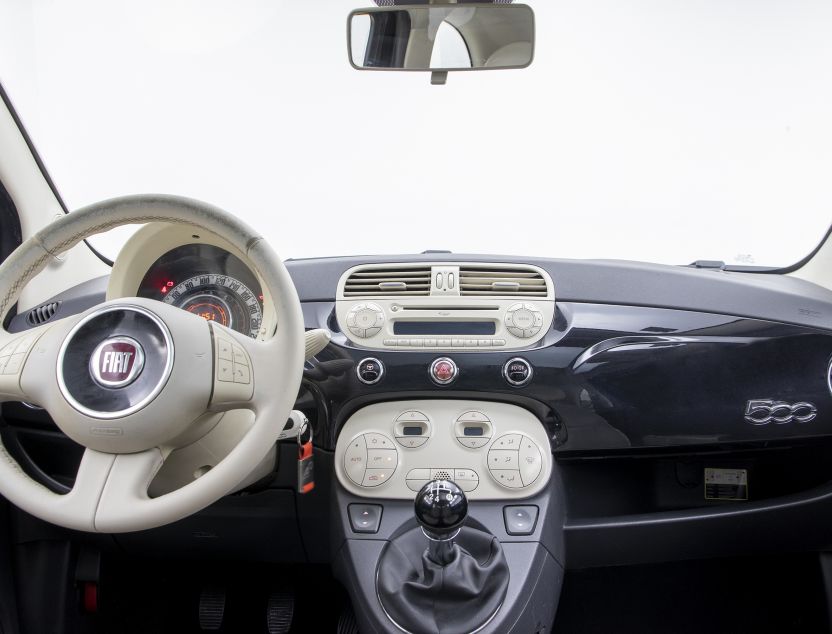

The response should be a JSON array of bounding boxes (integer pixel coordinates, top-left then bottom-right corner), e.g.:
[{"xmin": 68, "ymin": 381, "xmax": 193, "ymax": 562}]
[
  {"xmin": 505, "ymin": 303, "xmax": 543, "ymax": 339},
  {"xmin": 347, "ymin": 302, "xmax": 384, "ymax": 338}
]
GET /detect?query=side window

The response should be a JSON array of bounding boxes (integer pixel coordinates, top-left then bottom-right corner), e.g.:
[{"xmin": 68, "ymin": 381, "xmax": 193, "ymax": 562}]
[{"xmin": 430, "ymin": 22, "xmax": 471, "ymax": 69}]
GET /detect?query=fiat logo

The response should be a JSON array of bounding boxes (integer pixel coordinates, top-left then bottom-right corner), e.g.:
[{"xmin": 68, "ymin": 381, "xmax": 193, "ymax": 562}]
[{"xmin": 90, "ymin": 337, "xmax": 145, "ymax": 388}]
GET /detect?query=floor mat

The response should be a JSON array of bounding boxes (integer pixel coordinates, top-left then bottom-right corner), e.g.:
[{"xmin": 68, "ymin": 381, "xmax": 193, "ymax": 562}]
[{"xmin": 95, "ymin": 559, "xmax": 347, "ymax": 633}]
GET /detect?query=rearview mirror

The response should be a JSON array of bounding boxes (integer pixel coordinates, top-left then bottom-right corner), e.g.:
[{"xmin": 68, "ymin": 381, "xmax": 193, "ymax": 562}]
[{"xmin": 348, "ymin": 4, "xmax": 534, "ymax": 83}]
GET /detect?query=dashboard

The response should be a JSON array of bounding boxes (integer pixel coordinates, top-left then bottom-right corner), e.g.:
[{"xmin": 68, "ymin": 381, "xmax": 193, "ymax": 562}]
[{"xmin": 6, "ymin": 221, "xmax": 832, "ymax": 572}]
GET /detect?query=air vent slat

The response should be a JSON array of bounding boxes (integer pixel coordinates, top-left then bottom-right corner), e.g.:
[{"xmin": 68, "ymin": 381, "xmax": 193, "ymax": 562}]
[
  {"xmin": 344, "ymin": 266, "xmax": 432, "ymax": 297},
  {"xmin": 459, "ymin": 266, "xmax": 548, "ymax": 297},
  {"xmin": 26, "ymin": 301, "xmax": 61, "ymax": 326}
]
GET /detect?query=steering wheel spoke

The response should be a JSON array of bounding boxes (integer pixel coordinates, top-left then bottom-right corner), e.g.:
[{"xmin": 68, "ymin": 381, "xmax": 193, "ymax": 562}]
[{"xmin": 0, "ymin": 320, "xmax": 64, "ymax": 405}]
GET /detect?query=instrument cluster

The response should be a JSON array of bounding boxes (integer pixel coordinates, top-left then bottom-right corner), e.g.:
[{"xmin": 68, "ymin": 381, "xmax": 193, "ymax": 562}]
[{"xmin": 136, "ymin": 244, "xmax": 264, "ymax": 338}]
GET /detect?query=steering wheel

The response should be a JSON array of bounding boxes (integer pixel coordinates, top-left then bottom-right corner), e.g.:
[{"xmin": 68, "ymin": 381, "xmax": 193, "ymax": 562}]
[{"xmin": 0, "ymin": 195, "xmax": 304, "ymax": 533}]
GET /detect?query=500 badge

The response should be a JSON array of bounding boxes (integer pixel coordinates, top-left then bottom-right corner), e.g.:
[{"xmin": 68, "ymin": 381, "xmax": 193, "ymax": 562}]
[{"xmin": 744, "ymin": 399, "xmax": 817, "ymax": 425}]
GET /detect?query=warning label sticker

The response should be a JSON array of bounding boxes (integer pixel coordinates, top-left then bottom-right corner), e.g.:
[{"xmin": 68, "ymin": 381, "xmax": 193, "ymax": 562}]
[{"xmin": 704, "ymin": 468, "xmax": 748, "ymax": 501}]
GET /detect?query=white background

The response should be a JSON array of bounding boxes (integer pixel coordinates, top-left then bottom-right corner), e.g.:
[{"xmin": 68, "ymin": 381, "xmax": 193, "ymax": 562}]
[{"xmin": 1, "ymin": 0, "xmax": 831, "ymax": 266}]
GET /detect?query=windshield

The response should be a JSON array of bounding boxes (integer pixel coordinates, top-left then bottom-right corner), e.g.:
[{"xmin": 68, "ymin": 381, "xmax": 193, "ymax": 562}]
[{"xmin": 1, "ymin": 1, "xmax": 831, "ymax": 267}]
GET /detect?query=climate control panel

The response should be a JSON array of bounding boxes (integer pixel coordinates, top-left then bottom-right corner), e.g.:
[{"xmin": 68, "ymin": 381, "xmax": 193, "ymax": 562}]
[{"xmin": 334, "ymin": 400, "xmax": 552, "ymax": 500}]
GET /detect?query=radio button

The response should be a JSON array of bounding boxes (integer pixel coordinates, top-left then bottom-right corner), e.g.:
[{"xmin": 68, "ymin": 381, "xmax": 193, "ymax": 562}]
[
  {"xmin": 410, "ymin": 339, "xmax": 423, "ymax": 347},
  {"xmin": 464, "ymin": 339, "xmax": 477, "ymax": 347},
  {"xmin": 437, "ymin": 338, "xmax": 451, "ymax": 347}
]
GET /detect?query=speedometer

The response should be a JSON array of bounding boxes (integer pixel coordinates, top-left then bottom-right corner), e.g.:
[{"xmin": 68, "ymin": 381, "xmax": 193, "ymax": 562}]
[{"xmin": 163, "ymin": 274, "xmax": 263, "ymax": 338}]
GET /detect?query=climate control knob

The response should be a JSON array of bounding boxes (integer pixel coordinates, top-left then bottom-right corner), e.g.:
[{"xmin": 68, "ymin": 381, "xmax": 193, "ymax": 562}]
[{"xmin": 346, "ymin": 302, "xmax": 384, "ymax": 338}]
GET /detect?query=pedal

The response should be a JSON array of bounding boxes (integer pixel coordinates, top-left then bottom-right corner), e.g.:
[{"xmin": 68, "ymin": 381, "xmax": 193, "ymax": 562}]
[
  {"xmin": 337, "ymin": 605, "xmax": 360, "ymax": 634},
  {"xmin": 198, "ymin": 586, "xmax": 226, "ymax": 631},
  {"xmin": 266, "ymin": 589, "xmax": 294, "ymax": 634}
]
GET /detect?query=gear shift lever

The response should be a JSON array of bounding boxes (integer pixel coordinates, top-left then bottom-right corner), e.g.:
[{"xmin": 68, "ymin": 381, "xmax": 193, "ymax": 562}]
[
  {"xmin": 414, "ymin": 479, "xmax": 468, "ymax": 565},
  {"xmin": 377, "ymin": 478, "xmax": 509, "ymax": 634}
]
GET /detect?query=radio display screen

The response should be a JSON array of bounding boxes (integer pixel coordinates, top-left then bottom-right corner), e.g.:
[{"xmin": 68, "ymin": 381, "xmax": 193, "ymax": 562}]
[{"xmin": 393, "ymin": 321, "xmax": 496, "ymax": 336}]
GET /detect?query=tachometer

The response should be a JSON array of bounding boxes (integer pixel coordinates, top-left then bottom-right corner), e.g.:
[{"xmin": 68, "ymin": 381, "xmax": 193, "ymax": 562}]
[{"xmin": 163, "ymin": 274, "xmax": 263, "ymax": 338}]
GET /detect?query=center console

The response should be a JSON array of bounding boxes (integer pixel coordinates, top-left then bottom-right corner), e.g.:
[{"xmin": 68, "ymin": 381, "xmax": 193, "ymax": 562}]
[{"xmin": 331, "ymin": 400, "xmax": 565, "ymax": 634}]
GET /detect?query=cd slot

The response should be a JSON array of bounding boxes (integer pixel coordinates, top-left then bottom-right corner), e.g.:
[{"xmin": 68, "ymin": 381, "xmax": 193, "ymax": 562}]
[{"xmin": 399, "ymin": 305, "xmax": 499, "ymax": 311}]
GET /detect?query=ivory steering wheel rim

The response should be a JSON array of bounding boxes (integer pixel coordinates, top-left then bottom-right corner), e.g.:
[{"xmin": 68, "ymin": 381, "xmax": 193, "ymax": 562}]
[{"xmin": 0, "ymin": 194, "xmax": 305, "ymax": 533}]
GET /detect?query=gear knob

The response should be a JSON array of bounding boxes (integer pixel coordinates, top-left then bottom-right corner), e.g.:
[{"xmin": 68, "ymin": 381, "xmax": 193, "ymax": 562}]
[{"xmin": 414, "ymin": 479, "xmax": 468, "ymax": 540}]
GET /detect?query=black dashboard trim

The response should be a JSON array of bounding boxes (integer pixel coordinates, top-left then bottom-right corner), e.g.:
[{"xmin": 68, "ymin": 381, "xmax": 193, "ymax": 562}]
[{"xmin": 286, "ymin": 254, "xmax": 832, "ymax": 332}]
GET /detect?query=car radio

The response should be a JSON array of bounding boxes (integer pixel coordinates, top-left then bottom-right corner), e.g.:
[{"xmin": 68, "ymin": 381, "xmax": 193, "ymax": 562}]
[{"xmin": 335, "ymin": 262, "xmax": 555, "ymax": 351}]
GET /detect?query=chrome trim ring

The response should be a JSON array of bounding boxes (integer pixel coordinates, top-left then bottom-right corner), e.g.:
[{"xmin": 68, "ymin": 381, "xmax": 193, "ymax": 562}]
[
  {"xmin": 356, "ymin": 357, "xmax": 384, "ymax": 385},
  {"xmin": 57, "ymin": 304, "xmax": 175, "ymax": 419},
  {"xmin": 503, "ymin": 357, "xmax": 533, "ymax": 387},
  {"xmin": 429, "ymin": 357, "xmax": 458, "ymax": 385}
]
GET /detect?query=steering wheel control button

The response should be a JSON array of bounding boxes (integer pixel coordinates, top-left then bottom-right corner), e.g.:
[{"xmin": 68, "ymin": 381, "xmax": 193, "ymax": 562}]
[
  {"xmin": 503, "ymin": 505, "xmax": 539, "ymax": 536},
  {"xmin": 217, "ymin": 359, "xmax": 234, "ymax": 381},
  {"xmin": 503, "ymin": 357, "xmax": 533, "ymax": 387},
  {"xmin": 347, "ymin": 303, "xmax": 384, "ymax": 339},
  {"xmin": 429, "ymin": 357, "xmax": 458, "ymax": 385},
  {"xmin": 217, "ymin": 338, "xmax": 233, "ymax": 361},
  {"xmin": 356, "ymin": 357, "xmax": 384, "ymax": 385},
  {"xmin": 348, "ymin": 504, "xmax": 383, "ymax": 534},
  {"xmin": 58, "ymin": 305, "xmax": 174, "ymax": 419},
  {"xmin": 211, "ymin": 329, "xmax": 253, "ymax": 402},
  {"xmin": 344, "ymin": 436, "xmax": 368, "ymax": 485}
]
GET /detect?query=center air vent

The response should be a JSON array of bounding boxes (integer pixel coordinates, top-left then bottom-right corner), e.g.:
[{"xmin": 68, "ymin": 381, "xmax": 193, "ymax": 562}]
[
  {"xmin": 459, "ymin": 266, "xmax": 548, "ymax": 297},
  {"xmin": 343, "ymin": 267, "xmax": 432, "ymax": 297}
]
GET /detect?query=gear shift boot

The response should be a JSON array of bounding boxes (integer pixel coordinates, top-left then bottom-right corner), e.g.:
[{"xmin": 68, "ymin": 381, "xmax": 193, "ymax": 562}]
[
  {"xmin": 376, "ymin": 480, "xmax": 509, "ymax": 634},
  {"xmin": 377, "ymin": 525, "xmax": 509, "ymax": 634}
]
